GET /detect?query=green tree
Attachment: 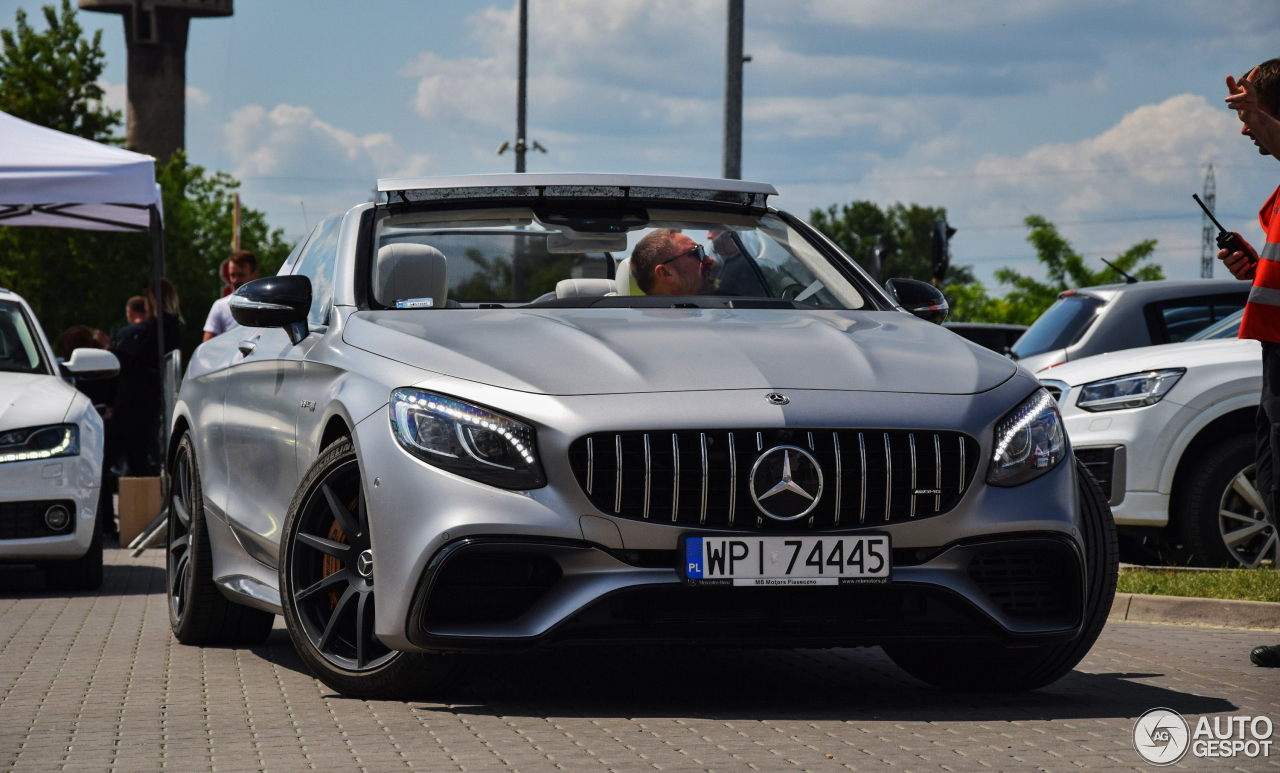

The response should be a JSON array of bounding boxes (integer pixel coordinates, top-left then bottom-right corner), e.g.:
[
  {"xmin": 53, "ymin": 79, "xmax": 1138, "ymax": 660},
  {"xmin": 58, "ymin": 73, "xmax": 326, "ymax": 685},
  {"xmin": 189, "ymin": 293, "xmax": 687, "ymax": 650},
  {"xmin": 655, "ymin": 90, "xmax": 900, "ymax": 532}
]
[
  {"xmin": 0, "ymin": 0, "xmax": 119, "ymax": 141},
  {"xmin": 809, "ymin": 200, "xmax": 975, "ymax": 285},
  {"xmin": 946, "ymin": 214, "xmax": 1163, "ymax": 324},
  {"xmin": 0, "ymin": 2, "xmax": 293, "ymax": 358}
]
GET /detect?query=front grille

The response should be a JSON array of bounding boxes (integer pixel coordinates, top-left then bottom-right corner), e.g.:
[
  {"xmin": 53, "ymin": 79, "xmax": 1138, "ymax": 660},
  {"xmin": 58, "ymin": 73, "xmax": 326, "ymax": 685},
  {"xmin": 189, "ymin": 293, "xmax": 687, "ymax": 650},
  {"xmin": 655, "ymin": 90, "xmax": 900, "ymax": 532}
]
[
  {"xmin": 423, "ymin": 551, "xmax": 562, "ymax": 625},
  {"xmin": 1074, "ymin": 447, "xmax": 1116, "ymax": 500},
  {"xmin": 568, "ymin": 428, "xmax": 979, "ymax": 530},
  {"xmin": 967, "ymin": 547, "xmax": 1077, "ymax": 620},
  {"xmin": 0, "ymin": 500, "xmax": 76, "ymax": 540}
]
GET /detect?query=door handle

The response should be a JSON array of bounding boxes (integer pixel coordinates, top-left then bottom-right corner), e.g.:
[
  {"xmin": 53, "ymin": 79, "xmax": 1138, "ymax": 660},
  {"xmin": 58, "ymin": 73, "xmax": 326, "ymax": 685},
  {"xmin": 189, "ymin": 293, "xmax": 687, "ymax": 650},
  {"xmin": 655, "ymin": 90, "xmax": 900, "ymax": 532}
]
[{"xmin": 237, "ymin": 340, "xmax": 257, "ymax": 356}]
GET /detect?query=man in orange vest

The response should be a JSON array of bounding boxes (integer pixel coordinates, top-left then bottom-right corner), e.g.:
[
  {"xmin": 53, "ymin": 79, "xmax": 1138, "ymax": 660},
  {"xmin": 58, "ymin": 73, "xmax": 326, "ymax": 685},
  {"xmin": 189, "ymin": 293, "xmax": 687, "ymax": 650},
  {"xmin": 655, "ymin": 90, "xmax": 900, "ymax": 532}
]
[{"xmin": 1219, "ymin": 59, "xmax": 1280, "ymax": 668}]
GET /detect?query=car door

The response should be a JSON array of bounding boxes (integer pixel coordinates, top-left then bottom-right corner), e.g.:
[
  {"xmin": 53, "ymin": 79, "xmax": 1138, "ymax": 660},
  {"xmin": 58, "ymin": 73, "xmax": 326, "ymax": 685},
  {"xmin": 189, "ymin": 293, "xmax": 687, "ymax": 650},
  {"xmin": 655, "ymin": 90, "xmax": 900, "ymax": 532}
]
[{"xmin": 222, "ymin": 216, "xmax": 342, "ymax": 566}]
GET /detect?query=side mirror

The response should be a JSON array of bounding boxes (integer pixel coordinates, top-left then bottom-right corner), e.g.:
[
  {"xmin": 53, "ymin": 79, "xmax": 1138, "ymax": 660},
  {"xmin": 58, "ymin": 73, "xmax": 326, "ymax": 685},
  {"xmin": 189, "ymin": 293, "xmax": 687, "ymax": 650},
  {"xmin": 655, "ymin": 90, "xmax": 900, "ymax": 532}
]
[
  {"xmin": 60, "ymin": 348, "xmax": 120, "ymax": 380},
  {"xmin": 885, "ymin": 278, "xmax": 949, "ymax": 324},
  {"xmin": 230, "ymin": 275, "xmax": 312, "ymax": 345}
]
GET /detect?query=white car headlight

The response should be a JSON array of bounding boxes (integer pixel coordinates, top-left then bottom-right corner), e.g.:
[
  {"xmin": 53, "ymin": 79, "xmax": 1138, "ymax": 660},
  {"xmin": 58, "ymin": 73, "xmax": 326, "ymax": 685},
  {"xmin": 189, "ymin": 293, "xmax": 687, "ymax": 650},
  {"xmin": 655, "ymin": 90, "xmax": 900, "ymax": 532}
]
[
  {"xmin": 987, "ymin": 389, "xmax": 1066, "ymax": 487},
  {"xmin": 1075, "ymin": 368, "xmax": 1184, "ymax": 412},
  {"xmin": 0, "ymin": 424, "xmax": 79, "ymax": 464},
  {"xmin": 389, "ymin": 388, "xmax": 546, "ymax": 489}
]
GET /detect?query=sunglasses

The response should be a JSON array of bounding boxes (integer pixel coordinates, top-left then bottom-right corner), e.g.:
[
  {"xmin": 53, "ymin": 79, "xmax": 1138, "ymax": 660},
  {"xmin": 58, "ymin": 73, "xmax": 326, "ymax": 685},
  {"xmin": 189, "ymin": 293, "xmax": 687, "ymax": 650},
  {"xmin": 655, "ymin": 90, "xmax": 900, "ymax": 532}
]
[{"xmin": 658, "ymin": 243, "xmax": 706, "ymax": 267}]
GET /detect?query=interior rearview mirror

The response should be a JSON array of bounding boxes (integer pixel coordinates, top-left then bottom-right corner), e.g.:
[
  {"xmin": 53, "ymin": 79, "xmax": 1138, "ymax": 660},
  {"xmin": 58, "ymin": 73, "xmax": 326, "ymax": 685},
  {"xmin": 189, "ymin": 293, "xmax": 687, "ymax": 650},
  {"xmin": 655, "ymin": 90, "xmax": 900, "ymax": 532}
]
[
  {"xmin": 884, "ymin": 278, "xmax": 949, "ymax": 324},
  {"xmin": 60, "ymin": 348, "xmax": 119, "ymax": 380},
  {"xmin": 230, "ymin": 275, "xmax": 313, "ymax": 345}
]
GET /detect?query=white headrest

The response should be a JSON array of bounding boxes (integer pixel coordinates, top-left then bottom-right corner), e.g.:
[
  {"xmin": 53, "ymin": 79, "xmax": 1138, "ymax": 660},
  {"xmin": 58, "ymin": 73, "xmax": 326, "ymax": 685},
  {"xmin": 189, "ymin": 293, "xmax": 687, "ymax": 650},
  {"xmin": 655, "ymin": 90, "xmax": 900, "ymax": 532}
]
[
  {"xmin": 376, "ymin": 243, "xmax": 447, "ymax": 308},
  {"xmin": 555, "ymin": 278, "xmax": 616, "ymax": 299},
  {"xmin": 615, "ymin": 258, "xmax": 644, "ymax": 296}
]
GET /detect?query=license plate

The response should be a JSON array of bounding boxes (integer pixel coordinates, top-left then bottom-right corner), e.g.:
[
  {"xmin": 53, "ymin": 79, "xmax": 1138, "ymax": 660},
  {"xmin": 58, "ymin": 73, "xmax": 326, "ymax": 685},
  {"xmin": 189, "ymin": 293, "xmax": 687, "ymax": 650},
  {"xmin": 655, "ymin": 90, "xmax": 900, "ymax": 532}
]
[{"xmin": 682, "ymin": 534, "xmax": 891, "ymax": 587}]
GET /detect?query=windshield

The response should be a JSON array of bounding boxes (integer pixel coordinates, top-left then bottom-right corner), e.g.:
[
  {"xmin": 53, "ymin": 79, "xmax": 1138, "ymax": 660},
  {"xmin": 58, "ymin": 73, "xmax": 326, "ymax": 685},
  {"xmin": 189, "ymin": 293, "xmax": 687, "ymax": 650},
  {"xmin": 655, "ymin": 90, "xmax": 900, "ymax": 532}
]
[
  {"xmin": 1010, "ymin": 294, "xmax": 1105, "ymax": 359},
  {"xmin": 371, "ymin": 207, "xmax": 867, "ymax": 310},
  {"xmin": 0, "ymin": 300, "xmax": 48, "ymax": 375},
  {"xmin": 1187, "ymin": 308, "xmax": 1244, "ymax": 341}
]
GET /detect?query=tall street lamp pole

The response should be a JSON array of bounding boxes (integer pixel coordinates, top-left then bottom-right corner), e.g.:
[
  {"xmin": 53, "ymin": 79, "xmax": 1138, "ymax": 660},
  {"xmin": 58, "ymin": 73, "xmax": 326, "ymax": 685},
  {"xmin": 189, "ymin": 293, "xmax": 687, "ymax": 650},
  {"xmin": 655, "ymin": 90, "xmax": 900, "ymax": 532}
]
[
  {"xmin": 516, "ymin": 0, "xmax": 528, "ymax": 173},
  {"xmin": 722, "ymin": 0, "xmax": 744, "ymax": 180}
]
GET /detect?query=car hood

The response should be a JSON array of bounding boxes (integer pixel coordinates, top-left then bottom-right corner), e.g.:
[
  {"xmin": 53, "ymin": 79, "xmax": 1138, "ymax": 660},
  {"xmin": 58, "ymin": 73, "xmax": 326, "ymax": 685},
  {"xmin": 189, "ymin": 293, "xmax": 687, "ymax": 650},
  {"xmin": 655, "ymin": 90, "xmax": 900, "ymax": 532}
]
[
  {"xmin": 0, "ymin": 372, "xmax": 75, "ymax": 431},
  {"xmin": 344, "ymin": 308, "xmax": 1017, "ymax": 396},
  {"xmin": 1042, "ymin": 338, "xmax": 1261, "ymax": 387}
]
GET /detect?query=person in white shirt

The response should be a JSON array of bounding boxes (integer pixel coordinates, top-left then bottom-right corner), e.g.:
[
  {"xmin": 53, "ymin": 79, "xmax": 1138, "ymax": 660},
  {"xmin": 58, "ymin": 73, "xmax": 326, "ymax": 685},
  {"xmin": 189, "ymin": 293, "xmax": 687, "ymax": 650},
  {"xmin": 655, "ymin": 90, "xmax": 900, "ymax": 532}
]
[{"xmin": 203, "ymin": 251, "xmax": 259, "ymax": 341}]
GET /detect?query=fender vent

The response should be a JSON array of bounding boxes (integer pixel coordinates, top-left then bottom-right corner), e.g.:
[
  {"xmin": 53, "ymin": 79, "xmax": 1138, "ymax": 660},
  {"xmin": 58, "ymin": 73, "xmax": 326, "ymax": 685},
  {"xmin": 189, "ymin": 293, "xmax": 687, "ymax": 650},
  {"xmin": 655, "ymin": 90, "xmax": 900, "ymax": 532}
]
[{"xmin": 423, "ymin": 552, "xmax": 561, "ymax": 626}]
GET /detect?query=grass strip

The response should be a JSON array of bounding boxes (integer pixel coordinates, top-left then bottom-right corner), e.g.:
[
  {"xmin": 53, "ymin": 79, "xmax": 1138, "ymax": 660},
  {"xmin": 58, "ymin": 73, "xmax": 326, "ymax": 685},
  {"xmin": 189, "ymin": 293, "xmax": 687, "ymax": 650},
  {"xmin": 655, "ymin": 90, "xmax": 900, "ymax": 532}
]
[{"xmin": 1117, "ymin": 568, "xmax": 1280, "ymax": 603}]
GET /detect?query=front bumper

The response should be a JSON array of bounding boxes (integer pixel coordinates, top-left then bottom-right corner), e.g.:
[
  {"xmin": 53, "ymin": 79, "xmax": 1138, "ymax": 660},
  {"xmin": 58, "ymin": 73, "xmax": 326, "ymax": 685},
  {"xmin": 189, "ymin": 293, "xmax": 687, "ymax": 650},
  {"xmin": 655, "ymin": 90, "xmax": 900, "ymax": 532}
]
[
  {"xmin": 356, "ymin": 378, "xmax": 1084, "ymax": 653},
  {"xmin": 399, "ymin": 532, "xmax": 1086, "ymax": 653},
  {"xmin": 0, "ymin": 457, "xmax": 100, "ymax": 562}
]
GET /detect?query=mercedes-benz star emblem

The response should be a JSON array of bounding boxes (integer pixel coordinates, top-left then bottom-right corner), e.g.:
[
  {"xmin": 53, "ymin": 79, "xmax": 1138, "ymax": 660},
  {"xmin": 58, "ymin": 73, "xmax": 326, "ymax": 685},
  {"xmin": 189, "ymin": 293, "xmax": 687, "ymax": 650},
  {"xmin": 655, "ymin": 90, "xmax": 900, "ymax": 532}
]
[
  {"xmin": 749, "ymin": 445, "xmax": 823, "ymax": 520},
  {"xmin": 765, "ymin": 392, "xmax": 790, "ymax": 406},
  {"xmin": 356, "ymin": 549, "xmax": 374, "ymax": 578}
]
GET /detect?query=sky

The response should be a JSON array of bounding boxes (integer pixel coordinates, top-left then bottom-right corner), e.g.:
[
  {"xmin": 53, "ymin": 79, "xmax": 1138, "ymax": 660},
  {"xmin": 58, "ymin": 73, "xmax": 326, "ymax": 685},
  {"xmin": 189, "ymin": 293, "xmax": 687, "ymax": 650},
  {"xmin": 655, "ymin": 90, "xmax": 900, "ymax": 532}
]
[{"xmin": 6, "ymin": 0, "xmax": 1280, "ymax": 288}]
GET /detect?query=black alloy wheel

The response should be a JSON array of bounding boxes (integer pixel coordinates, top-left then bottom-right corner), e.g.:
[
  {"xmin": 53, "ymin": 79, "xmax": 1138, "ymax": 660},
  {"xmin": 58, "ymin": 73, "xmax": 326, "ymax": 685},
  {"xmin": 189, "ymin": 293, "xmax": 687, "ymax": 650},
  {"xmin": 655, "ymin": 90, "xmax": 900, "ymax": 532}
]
[
  {"xmin": 168, "ymin": 440, "xmax": 196, "ymax": 620},
  {"xmin": 286, "ymin": 455, "xmax": 393, "ymax": 672},
  {"xmin": 167, "ymin": 432, "xmax": 274, "ymax": 645},
  {"xmin": 280, "ymin": 437, "xmax": 471, "ymax": 699}
]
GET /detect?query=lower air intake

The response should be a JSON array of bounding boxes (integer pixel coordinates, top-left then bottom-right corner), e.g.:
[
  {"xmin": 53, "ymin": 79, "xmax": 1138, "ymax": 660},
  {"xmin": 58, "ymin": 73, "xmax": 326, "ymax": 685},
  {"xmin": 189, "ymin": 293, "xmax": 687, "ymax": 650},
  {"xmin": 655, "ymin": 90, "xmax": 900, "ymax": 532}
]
[
  {"xmin": 422, "ymin": 552, "xmax": 561, "ymax": 626},
  {"xmin": 967, "ymin": 545, "xmax": 1079, "ymax": 621}
]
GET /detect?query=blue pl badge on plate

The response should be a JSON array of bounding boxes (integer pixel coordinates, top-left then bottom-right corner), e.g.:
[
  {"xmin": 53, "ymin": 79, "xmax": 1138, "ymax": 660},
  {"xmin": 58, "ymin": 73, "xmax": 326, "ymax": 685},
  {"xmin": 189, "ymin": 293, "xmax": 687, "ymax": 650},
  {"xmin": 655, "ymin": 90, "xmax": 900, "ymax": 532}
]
[{"xmin": 685, "ymin": 537, "xmax": 704, "ymax": 579}]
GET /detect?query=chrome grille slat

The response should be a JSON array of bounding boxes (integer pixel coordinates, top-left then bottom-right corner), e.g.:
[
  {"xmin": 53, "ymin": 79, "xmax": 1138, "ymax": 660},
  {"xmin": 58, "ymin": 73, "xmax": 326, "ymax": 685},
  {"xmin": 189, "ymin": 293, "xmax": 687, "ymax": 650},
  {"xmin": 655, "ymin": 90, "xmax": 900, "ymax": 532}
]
[
  {"xmin": 933, "ymin": 434, "xmax": 941, "ymax": 512},
  {"xmin": 569, "ymin": 428, "xmax": 974, "ymax": 531},
  {"xmin": 728, "ymin": 432, "xmax": 737, "ymax": 525},
  {"xmin": 643, "ymin": 434, "xmax": 651, "ymax": 519},
  {"xmin": 858, "ymin": 432, "xmax": 867, "ymax": 524},
  {"xmin": 671, "ymin": 433, "xmax": 680, "ymax": 522},
  {"xmin": 699, "ymin": 433, "xmax": 709, "ymax": 525},
  {"xmin": 832, "ymin": 432, "xmax": 842, "ymax": 526},
  {"xmin": 614, "ymin": 434, "xmax": 622, "ymax": 514},
  {"xmin": 883, "ymin": 433, "xmax": 892, "ymax": 522},
  {"xmin": 909, "ymin": 433, "xmax": 917, "ymax": 518}
]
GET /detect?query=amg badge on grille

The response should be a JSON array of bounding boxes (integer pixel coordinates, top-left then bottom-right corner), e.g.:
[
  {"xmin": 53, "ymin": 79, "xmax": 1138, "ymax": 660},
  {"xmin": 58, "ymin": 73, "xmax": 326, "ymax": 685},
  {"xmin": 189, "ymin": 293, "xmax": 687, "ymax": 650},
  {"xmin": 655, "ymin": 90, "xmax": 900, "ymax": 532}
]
[{"xmin": 749, "ymin": 446, "xmax": 823, "ymax": 521}]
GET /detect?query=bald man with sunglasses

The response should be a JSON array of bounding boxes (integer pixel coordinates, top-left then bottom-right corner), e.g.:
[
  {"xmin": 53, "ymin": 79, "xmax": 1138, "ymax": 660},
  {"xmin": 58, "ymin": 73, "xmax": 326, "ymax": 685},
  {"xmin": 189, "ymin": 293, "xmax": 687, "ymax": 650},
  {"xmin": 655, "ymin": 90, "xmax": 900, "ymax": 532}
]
[{"xmin": 630, "ymin": 229, "xmax": 716, "ymax": 296}]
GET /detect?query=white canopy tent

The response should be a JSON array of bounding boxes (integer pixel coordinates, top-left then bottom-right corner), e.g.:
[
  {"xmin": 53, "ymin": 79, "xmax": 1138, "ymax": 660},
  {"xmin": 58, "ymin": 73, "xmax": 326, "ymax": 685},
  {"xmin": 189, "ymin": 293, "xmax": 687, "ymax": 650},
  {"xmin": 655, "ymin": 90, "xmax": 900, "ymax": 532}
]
[{"xmin": 0, "ymin": 109, "xmax": 168, "ymax": 381}]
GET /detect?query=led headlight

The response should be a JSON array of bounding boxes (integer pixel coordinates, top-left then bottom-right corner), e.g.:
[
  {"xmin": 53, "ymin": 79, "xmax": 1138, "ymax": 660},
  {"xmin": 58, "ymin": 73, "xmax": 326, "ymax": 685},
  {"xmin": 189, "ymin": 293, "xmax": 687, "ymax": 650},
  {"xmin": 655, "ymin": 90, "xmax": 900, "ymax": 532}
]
[
  {"xmin": 389, "ymin": 388, "xmax": 546, "ymax": 489},
  {"xmin": 1075, "ymin": 368, "xmax": 1184, "ymax": 412},
  {"xmin": 0, "ymin": 424, "xmax": 79, "ymax": 464},
  {"xmin": 987, "ymin": 389, "xmax": 1066, "ymax": 487}
]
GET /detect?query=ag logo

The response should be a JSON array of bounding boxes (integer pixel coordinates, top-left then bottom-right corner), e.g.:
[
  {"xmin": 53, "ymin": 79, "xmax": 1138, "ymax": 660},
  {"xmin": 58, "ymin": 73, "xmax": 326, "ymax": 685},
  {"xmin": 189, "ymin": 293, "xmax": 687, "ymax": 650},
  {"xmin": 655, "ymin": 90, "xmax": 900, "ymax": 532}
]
[
  {"xmin": 749, "ymin": 445, "xmax": 823, "ymax": 521},
  {"xmin": 1133, "ymin": 708, "xmax": 1189, "ymax": 765}
]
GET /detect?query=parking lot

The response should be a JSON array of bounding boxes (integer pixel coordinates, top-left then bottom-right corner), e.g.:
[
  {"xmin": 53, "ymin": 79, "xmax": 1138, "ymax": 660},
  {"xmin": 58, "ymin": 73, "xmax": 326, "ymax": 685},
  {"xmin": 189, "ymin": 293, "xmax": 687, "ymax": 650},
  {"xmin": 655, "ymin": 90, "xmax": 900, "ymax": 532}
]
[{"xmin": 0, "ymin": 547, "xmax": 1274, "ymax": 773}]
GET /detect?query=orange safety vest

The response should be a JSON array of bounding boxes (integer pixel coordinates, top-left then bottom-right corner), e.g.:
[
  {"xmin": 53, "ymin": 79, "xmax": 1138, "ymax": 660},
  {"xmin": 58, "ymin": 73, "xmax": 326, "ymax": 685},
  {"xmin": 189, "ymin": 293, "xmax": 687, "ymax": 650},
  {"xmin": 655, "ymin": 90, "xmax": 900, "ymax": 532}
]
[{"xmin": 1239, "ymin": 185, "xmax": 1280, "ymax": 343}]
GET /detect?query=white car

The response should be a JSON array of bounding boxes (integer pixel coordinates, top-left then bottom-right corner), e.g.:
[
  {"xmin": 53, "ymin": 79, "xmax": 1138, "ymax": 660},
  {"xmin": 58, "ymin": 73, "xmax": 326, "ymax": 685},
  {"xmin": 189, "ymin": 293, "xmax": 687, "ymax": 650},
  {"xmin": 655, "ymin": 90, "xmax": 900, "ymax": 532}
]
[
  {"xmin": 1039, "ymin": 310, "xmax": 1277, "ymax": 568},
  {"xmin": 0, "ymin": 287, "xmax": 119, "ymax": 588}
]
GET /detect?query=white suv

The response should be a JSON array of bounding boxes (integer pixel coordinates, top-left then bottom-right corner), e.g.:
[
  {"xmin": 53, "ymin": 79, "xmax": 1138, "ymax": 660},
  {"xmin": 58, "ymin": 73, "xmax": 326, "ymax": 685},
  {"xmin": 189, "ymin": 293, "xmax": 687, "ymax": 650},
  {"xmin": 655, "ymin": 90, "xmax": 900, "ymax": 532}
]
[{"xmin": 1040, "ymin": 311, "xmax": 1276, "ymax": 567}]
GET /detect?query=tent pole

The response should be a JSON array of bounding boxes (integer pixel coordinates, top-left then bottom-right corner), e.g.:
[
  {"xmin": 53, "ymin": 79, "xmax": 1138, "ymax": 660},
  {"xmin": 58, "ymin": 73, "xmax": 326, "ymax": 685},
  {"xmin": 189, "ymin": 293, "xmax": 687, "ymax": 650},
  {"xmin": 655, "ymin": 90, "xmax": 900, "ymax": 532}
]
[{"xmin": 149, "ymin": 205, "xmax": 168, "ymax": 461}]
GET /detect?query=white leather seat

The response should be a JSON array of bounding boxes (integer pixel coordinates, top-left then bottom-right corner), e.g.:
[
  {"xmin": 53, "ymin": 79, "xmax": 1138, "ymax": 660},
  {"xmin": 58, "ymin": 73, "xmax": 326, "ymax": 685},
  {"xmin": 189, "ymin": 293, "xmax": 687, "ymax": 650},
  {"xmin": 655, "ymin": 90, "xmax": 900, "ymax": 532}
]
[
  {"xmin": 555, "ymin": 278, "xmax": 616, "ymax": 299},
  {"xmin": 614, "ymin": 258, "xmax": 644, "ymax": 296},
  {"xmin": 375, "ymin": 243, "xmax": 448, "ymax": 308}
]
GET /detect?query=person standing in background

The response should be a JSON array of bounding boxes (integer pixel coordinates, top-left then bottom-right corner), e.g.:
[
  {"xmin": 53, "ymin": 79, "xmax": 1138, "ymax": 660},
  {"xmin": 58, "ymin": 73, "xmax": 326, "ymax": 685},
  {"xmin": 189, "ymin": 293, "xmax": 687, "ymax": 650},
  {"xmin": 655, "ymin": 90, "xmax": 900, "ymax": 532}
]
[
  {"xmin": 203, "ymin": 251, "xmax": 259, "ymax": 341},
  {"xmin": 1216, "ymin": 60, "xmax": 1280, "ymax": 668}
]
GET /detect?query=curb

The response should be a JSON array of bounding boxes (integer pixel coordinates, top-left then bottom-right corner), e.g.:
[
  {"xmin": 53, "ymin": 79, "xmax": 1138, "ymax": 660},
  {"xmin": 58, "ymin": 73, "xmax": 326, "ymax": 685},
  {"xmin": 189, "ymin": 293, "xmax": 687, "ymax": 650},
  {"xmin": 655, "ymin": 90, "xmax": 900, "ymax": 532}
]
[{"xmin": 1109, "ymin": 592, "xmax": 1280, "ymax": 630}]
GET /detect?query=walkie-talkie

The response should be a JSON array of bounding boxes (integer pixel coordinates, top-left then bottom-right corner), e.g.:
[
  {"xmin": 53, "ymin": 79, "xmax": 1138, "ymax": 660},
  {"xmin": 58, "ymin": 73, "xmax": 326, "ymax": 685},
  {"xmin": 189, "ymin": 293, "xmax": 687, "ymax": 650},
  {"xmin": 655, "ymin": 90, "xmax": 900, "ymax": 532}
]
[{"xmin": 1194, "ymin": 193, "xmax": 1252, "ymax": 259}]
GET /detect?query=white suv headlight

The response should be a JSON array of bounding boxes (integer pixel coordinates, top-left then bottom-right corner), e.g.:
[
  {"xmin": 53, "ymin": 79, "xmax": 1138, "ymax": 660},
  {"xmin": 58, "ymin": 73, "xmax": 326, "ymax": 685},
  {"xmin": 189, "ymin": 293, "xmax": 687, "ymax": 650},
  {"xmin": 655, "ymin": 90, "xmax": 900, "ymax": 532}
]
[
  {"xmin": 0, "ymin": 424, "xmax": 79, "ymax": 464},
  {"xmin": 1076, "ymin": 368, "xmax": 1184, "ymax": 412},
  {"xmin": 987, "ymin": 389, "xmax": 1066, "ymax": 487},
  {"xmin": 389, "ymin": 388, "xmax": 546, "ymax": 489}
]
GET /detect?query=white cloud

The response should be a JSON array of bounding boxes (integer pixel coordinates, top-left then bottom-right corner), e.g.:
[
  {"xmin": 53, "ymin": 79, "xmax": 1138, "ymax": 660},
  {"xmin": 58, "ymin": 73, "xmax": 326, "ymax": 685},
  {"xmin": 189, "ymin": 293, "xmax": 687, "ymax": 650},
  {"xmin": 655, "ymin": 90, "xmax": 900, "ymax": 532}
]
[
  {"xmin": 96, "ymin": 79, "xmax": 126, "ymax": 115},
  {"xmin": 186, "ymin": 85, "xmax": 211, "ymax": 108},
  {"xmin": 224, "ymin": 103, "xmax": 430, "ymax": 183}
]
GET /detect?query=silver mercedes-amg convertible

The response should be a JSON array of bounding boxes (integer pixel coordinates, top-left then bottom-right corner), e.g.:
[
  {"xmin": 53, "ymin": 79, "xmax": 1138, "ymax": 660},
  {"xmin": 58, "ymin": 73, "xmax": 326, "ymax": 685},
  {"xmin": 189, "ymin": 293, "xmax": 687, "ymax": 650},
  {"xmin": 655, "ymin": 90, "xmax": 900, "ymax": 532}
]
[{"xmin": 166, "ymin": 174, "xmax": 1116, "ymax": 698}]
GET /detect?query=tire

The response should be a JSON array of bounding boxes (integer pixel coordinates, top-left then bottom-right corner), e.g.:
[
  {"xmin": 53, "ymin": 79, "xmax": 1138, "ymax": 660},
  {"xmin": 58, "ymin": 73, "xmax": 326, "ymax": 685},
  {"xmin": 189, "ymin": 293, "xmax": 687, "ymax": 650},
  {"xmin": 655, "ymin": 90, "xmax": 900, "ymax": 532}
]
[
  {"xmin": 167, "ymin": 432, "xmax": 275, "ymax": 645},
  {"xmin": 884, "ymin": 459, "xmax": 1118, "ymax": 691},
  {"xmin": 280, "ymin": 437, "xmax": 469, "ymax": 700},
  {"xmin": 1174, "ymin": 434, "xmax": 1278, "ymax": 568},
  {"xmin": 44, "ymin": 515, "xmax": 103, "ymax": 591}
]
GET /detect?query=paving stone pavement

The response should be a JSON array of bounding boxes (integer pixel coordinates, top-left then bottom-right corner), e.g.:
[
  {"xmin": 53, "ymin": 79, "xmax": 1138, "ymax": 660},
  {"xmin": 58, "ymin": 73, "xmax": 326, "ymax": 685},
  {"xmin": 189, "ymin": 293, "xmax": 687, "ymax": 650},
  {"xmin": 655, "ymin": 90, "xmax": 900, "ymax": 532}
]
[{"xmin": 0, "ymin": 547, "xmax": 1277, "ymax": 773}]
